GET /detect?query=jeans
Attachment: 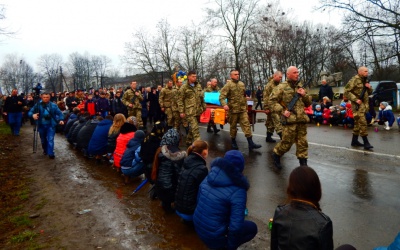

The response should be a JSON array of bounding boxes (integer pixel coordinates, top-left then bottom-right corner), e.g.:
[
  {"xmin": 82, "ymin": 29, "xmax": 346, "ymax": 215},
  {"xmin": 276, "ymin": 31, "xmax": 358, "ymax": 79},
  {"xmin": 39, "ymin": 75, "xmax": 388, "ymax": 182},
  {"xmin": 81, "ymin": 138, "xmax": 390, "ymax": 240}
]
[
  {"xmin": 38, "ymin": 124, "xmax": 56, "ymax": 156},
  {"xmin": 8, "ymin": 112, "xmax": 22, "ymax": 135}
]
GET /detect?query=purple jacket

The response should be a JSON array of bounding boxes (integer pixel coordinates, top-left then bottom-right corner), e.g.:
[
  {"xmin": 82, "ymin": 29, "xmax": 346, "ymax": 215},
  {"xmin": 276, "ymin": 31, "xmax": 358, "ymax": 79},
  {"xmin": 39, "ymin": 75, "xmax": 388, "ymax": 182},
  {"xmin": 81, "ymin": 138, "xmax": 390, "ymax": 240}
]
[{"xmin": 96, "ymin": 97, "xmax": 110, "ymax": 112}]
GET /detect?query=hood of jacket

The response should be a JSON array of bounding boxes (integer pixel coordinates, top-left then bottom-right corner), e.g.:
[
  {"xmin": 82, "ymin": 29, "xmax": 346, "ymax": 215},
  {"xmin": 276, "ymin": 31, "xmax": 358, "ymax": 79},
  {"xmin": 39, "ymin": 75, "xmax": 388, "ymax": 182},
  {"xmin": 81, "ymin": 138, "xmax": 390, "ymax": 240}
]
[
  {"xmin": 96, "ymin": 119, "xmax": 113, "ymax": 127},
  {"xmin": 379, "ymin": 104, "xmax": 393, "ymax": 111},
  {"xmin": 206, "ymin": 157, "xmax": 249, "ymax": 190},
  {"xmin": 161, "ymin": 145, "xmax": 186, "ymax": 161},
  {"xmin": 120, "ymin": 122, "xmax": 137, "ymax": 134}
]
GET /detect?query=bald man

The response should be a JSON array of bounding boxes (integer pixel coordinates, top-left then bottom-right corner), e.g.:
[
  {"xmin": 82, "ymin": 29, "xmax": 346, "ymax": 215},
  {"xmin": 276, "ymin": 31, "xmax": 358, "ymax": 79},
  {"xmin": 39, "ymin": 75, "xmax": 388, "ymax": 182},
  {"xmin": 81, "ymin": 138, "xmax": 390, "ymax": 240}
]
[
  {"xmin": 269, "ymin": 66, "xmax": 311, "ymax": 169},
  {"xmin": 344, "ymin": 66, "xmax": 373, "ymax": 149}
]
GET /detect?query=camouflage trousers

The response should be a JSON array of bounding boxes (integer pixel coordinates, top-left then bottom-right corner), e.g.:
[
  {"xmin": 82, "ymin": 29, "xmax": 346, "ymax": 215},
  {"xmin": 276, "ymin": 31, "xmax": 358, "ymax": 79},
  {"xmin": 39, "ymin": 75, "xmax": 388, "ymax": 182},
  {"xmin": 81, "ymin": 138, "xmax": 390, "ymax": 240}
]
[
  {"xmin": 273, "ymin": 123, "xmax": 308, "ymax": 158},
  {"xmin": 229, "ymin": 112, "xmax": 252, "ymax": 138},
  {"xmin": 128, "ymin": 108, "xmax": 143, "ymax": 128},
  {"xmin": 265, "ymin": 112, "xmax": 282, "ymax": 134},
  {"xmin": 353, "ymin": 110, "xmax": 368, "ymax": 137},
  {"xmin": 173, "ymin": 111, "xmax": 188, "ymax": 130},
  {"xmin": 163, "ymin": 107, "xmax": 173, "ymax": 127},
  {"xmin": 186, "ymin": 115, "xmax": 200, "ymax": 145}
]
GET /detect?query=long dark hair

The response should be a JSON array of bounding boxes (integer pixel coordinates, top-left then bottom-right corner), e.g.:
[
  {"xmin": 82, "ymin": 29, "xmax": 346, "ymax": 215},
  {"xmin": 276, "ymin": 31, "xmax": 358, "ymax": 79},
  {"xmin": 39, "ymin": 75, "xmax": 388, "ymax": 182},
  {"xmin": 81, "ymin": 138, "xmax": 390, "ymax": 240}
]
[{"xmin": 287, "ymin": 166, "xmax": 322, "ymax": 210}]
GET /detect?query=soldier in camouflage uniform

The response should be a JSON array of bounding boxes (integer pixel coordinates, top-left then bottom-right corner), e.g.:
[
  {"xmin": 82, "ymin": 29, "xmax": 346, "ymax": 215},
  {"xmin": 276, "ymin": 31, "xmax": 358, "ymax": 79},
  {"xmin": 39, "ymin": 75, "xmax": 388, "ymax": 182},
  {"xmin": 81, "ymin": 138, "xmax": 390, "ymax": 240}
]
[
  {"xmin": 204, "ymin": 78, "xmax": 221, "ymax": 134},
  {"xmin": 172, "ymin": 79, "xmax": 188, "ymax": 132},
  {"xmin": 177, "ymin": 71, "xmax": 206, "ymax": 146},
  {"xmin": 269, "ymin": 66, "xmax": 311, "ymax": 169},
  {"xmin": 263, "ymin": 71, "xmax": 283, "ymax": 143},
  {"xmin": 344, "ymin": 66, "xmax": 373, "ymax": 149},
  {"xmin": 122, "ymin": 81, "xmax": 144, "ymax": 128},
  {"xmin": 159, "ymin": 80, "xmax": 174, "ymax": 129},
  {"xmin": 219, "ymin": 69, "xmax": 261, "ymax": 150}
]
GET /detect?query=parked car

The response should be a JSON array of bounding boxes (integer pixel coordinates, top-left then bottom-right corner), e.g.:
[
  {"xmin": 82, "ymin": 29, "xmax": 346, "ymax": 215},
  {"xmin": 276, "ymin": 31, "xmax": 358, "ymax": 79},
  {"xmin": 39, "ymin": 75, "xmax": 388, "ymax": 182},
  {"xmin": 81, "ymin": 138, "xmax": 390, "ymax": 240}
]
[{"xmin": 369, "ymin": 80, "xmax": 398, "ymax": 106}]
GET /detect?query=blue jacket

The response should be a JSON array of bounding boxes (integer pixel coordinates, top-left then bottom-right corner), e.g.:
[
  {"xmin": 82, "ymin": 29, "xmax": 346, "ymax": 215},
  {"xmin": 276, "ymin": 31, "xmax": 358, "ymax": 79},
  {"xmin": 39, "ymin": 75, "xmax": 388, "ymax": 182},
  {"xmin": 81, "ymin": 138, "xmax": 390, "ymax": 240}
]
[
  {"xmin": 120, "ymin": 137, "xmax": 143, "ymax": 170},
  {"xmin": 378, "ymin": 104, "xmax": 395, "ymax": 126},
  {"xmin": 193, "ymin": 157, "xmax": 249, "ymax": 250},
  {"xmin": 28, "ymin": 101, "xmax": 64, "ymax": 127},
  {"xmin": 88, "ymin": 119, "xmax": 113, "ymax": 155},
  {"xmin": 374, "ymin": 232, "xmax": 400, "ymax": 250}
]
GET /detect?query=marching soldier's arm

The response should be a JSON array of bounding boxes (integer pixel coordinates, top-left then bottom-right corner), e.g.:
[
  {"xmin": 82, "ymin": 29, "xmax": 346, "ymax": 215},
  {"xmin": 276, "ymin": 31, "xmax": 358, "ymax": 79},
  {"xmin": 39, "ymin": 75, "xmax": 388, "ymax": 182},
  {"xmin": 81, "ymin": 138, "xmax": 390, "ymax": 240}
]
[
  {"xmin": 200, "ymin": 90, "xmax": 206, "ymax": 112},
  {"xmin": 263, "ymin": 84, "xmax": 270, "ymax": 111},
  {"xmin": 268, "ymin": 86, "xmax": 284, "ymax": 114},
  {"xmin": 158, "ymin": 89, "xmax": 165, "ymax": 108},
  {"xmin": 177, "ymin": 87, "xmax": 185, "ymax": 114},
  {"xmin": 137, "ymin": 92, "xmax": 144, "ymax": 102},
  {"xmin": 121, "ymin": 91, "xmax": 131, "ymax": 106},
  {"xmin": 219, "ymin": 84, "xmax": 229, "ymax": 107},
  {"xmin": 344, "ymin": 77, "xmax": 358, "ymax": 102}
]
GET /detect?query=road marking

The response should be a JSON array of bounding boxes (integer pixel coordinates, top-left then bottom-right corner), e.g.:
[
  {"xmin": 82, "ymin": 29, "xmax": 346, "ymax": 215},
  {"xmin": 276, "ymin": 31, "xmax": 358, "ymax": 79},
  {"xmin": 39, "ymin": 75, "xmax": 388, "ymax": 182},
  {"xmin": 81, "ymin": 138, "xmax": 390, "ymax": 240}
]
[{"xmin": 199, "ymin": 125, "xmax": 400, "ymax": 159}]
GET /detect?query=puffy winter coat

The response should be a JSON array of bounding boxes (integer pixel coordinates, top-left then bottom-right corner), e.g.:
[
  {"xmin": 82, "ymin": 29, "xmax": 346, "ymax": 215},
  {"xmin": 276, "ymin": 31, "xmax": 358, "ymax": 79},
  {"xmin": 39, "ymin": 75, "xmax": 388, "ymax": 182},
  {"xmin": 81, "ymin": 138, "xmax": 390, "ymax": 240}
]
[
  {"xmin": 378, "ymin": 104, "xmax": 395, "ymax": 126},
  {"xmin": 120, "ymin": 132, "xmax": 145, "ymax": 177},
  {"xmin": 87, "ymin": 119, "xmax": 113, "ymax": 155},
  {"xmin": 95, "ymin": 97, "xmax": 110, "ymax": 113},
  {"xmin": 64, "ymin": 113, "xmax": 78, "ymax": 137},
  {"xmin": 107, "ymin": 131, "xmax": 120, "ymax": 154},
  {"xmin": 113, "ymin": 123, "xmax": 137, "ymax": 168},
  {"xmin": 76, "ymin": 119, "xmax": 100, "ymax": 150},
  {"xmin": 193, "ymin": 157, "xmax": 249, "ymax": 250},
  {"xmin": 68, "ymin": 116, "xmax": 89, "ymax": 144},
  {"xmin": 175, "ymin": 153, "xmax": 208, "ymax": 215}
]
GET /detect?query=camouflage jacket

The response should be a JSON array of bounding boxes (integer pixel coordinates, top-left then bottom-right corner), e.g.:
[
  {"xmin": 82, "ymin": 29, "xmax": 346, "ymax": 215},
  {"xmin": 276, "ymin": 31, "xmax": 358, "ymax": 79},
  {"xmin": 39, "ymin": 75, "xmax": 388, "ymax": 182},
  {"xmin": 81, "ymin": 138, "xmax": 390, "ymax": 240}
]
[
  {"xmin": 171, "ymin": 86, "xmax": 181, "ymax": 112},
  {"xmin": 269, "ymin": 80, "xmax": 311, "ymax": 124},
  {"xmin": 122, "ymin": 88, "xmax": 143, "ymax": 111},
  {"xmin": 204, "ymin": 85, "xmax": 220, "ymax": 93},
  {"xmin": 219, "ymin": 80, "xmax": 247, "ymax": 113},
  {"xmin": 263, "ymin": 78, "xmax": 278, "ymax": 111},
  {"xmin": 344, "ymin": 75, "xmax": 372, "ymax": 112},
  {"xmin": 177, "ymin": 82, "xmax": 206, "ymax": 116},
  {"xmin": 159, "ymin": 86, "xmax": 174, "ymax": 109}
]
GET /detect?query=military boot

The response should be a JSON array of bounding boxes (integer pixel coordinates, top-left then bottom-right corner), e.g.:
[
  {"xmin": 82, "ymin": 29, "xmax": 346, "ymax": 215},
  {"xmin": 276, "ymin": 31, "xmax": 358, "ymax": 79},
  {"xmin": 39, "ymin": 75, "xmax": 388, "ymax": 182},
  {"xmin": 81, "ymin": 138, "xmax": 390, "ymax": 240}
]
[
  {"xmin": 231, "ymin": 138, "xmax": 239, "ymax": 150},
  {"xmin": 362, "ymin": 136, "xmax": 373, "ymax": 150},
  {"xmin": 299, "ymin": 158, "xmax": 308, "ymax": 166},
  {"xmin": 247, "ymin": 136, "xmax": 262, "ymax": 150},
  {"xmin": 351, "ymin": 134, "xmax": 364, "ymax": 147},
  {"xmin": 272, "ymin": 152, "xmax": 282, "ymax": 170},
  {"xmin": 207, "ymin": 125, "xmax": 213, "ymax": 133},
  {"xmin": 278, "ymin": 132, "xmax": 282, "ymax": 140},
  {"xmin": 212, "ymin": 125, "xmax": 220, "ymax": 134},
  {"xmin": 266, "ymin": 132, "xmax": 276, "ymax": 143}
]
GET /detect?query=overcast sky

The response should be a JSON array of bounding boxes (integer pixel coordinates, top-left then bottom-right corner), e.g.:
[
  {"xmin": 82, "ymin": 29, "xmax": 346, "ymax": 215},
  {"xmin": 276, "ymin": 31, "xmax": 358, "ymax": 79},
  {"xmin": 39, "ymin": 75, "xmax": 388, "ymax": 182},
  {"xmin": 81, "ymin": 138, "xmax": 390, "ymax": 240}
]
[{"xmin": 0, "ymin": 0, "xmax": 341, "ymax": 70}]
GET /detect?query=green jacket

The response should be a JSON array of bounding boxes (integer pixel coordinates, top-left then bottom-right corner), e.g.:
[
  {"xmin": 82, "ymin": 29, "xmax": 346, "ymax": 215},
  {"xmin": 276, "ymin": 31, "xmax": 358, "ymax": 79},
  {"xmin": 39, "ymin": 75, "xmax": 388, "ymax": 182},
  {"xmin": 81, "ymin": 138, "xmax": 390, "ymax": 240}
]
[
  {"xmin": 263, "ymin": 77, "xmax": 278, "ymax": 111},
  {"xmin": 122, "ymin": 88, "xmax": 143, "ymax": 111},
  {"xmin": 159, "ymin": 86, "xmax": 174, "ymax": 109},
  {"xmin": 269, "ymin": 80, "xmax": 311, "ymax": 124},
  {"xmin": 219, "ymin": 80, "xmax": 247, "ymax": 113},
  {"xmin": 178, "ymin": 82, "xmax": 206, "ymax": 116},
  {"xmin": 344, "ymin": 75, "xmax": 372, "ymax": 112}
]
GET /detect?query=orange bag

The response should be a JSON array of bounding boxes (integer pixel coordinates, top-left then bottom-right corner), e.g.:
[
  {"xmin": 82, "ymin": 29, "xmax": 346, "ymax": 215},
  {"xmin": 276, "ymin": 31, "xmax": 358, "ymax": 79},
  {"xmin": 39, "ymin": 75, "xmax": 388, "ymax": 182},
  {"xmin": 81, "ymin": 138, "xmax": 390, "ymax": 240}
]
[
  {"xmin": 200, "ymin": 108, "xmax": 212, "ymax": 123},
  {"xmin": 213, "ymin": 108, "xmax": 226, "ymax": 125}
]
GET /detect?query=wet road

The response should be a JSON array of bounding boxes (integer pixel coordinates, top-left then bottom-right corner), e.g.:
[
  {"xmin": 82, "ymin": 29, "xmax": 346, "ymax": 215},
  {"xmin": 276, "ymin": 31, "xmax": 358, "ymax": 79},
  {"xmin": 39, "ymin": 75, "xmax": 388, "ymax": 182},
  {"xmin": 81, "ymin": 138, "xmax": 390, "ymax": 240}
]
[{"xmin": 47, "ymin": 120, "xmax": 399, "ymax": 249}]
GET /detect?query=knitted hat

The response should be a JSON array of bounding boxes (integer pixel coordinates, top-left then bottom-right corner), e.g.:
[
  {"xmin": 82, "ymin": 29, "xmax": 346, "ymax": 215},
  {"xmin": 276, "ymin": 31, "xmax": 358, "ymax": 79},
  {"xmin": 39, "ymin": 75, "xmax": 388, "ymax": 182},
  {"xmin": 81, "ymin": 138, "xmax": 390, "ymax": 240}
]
[
  {"xmin": 340, "ymin": 102, "xmax": 346, "ymax": 108},
  {"xmin": 224, "ymin": 150, "xmax": 245, "ymax": 173},
  {"xmin": 381, "ymin": 102, "xmax": 388, "ymax": 108},
  {"xmin": 160, "ymin": 128, "xmax": 180, "ymax": 147},
  {"xmin": 315, "ymin": 105, "xmax": 321, "ymax": 109},
  {"xmin": 134, "ymin": 130, "xmax": 146, "ymax": 141}
]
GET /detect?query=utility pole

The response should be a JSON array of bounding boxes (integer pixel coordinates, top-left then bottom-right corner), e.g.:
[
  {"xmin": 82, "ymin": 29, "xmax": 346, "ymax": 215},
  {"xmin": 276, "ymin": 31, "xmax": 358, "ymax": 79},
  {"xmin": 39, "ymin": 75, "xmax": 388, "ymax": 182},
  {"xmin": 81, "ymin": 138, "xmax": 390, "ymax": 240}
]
[{"xmin": 59, "ymin": 66, "xmax": 63, "ymax": 92}]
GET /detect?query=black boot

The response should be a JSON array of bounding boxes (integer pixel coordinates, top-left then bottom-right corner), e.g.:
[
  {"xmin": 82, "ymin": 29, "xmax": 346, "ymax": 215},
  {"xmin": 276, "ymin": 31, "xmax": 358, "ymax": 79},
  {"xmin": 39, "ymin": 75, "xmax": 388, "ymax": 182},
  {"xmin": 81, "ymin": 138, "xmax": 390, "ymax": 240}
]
[
  {"xmin": 231, "ymin": 138, "xmax": 239, "ymax": 150},
  {"xmin": 220, "ymin": 124, "xmax": 224, "ymax": 129},
  {"xmin": 184, "ymin": 126, "xmax": 189, "ymax": 135},
  {"xmin": 299, "ymin": 158, "xmax": 307, "ymax": 166},
  {"xmin": 272, "ymin": 152, "xmax": 282, "ymax": 170},
  {"xmin": 278, "ymin": 132, "xmax": 282, "ymax": 140},
  {"xmin": 212, "ymin": 125, "xmax": 220, "ymax": 134},
  {"xmin": 247, "ymin": 136, "xmax": 262, "ymax": 150},
  {"xmin": 362, "ymin": 136, "xmax": 373, "ymax": 150},
  {"xmin": 266, "ymin": 132, "xmax": 276, "ymax": 143},
  {"xmin": 207, "ymin": 124, "xmax": 213, "ymax": 133},
  {"xmin": 351, "ymin": 134, "xmax": 364, "ymax": 147}
]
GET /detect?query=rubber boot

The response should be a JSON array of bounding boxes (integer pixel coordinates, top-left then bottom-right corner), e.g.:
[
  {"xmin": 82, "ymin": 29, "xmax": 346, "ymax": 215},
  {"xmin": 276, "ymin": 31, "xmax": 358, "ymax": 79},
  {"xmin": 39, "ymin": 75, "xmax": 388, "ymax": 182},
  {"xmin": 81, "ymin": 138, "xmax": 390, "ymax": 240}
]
[
  {"xmin": 362, "ymin": 136, "xmax": 373, "ymax": 149},
  {"xmin": 247, "ymin": 136, "xmax": 262, "ymax": 150},
  {"xmin": 266, "ymin": 132, "xmax": 276, "ymax": 143},
  {"xmin": 299, "ymin": 158, "xmax": 308, "ymax": 166},
  {"xmin": 212, "ymin": 125, "xmax": 220, "ymax": 134},
  {"xmin": 272, "ymin": 152, "xmax": 282, "ymax": 170},
  {"xmin": 207, "ymin": 124, "xmax": 213, "ymax": 133},
  {"xmin": 231, "ymin": 138, "xmax": 239, "ymax": 150},
  {"xmin": 278, "ymin": 132, "xmax": 282, "ymax": 140},
  {"xmin": 351, "ymin": 134, "xmax": 364, "ymax": 147}
]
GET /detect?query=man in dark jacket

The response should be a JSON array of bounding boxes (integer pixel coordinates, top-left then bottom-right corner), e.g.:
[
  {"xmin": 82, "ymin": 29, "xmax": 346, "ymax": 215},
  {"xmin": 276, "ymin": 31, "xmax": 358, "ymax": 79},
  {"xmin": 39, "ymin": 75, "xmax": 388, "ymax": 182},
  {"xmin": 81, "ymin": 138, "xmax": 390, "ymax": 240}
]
[
  {"xmin": 3, "ymin": 89, "xmax": 26, "ymax": 135},
  {"xmin": 318, "ymin": 79, "xmax": 334, "ymax": 102}
]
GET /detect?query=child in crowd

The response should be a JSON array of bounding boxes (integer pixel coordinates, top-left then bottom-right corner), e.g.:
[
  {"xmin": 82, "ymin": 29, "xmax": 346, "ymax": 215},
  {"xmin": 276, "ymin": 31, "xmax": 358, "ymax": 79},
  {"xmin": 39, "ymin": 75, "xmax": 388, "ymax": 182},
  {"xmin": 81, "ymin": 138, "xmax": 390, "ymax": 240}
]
[
  {"xmin": 322, "ymin": 107, "xmax": 331, "ymax": 125},
  {"xmin": 152, "ymin": 128, "xmax": 186, "ymax": 213},
  {"xmin": 84, "ymin": 94, "xmax": 96, "ymax": 117},
  {"xmin": 113, "ymin": 116, "xmax": 137, "ymax": 172},
  {"xmin": 96, "ymin": 91, "xmax": 110, "ymax": 118},
  {"xmin": 329, "ymin": 106, "xmax": 339, "ymax": 126},
  {"xmin": 344, "ymin": 103, "xmax": 354, "ymax": 128},
  {"xmin": 193, "ymin": 150, "xmax": 257, "ymax": 250},
  {"xmin": 106, "ymin": 114, "xmax": 126, "ymax": 163},
  {"xmin": 120, "ymin": 130, "xmax": 146, "ymax": 184},
  {"xmin": 376, "ymin": 102, "xmax": 395, "ymax": 130},
  {"xmin": 338, "ymin": 102, "xmax": 347, "ymax": 126},
  {"xmin": 304, "ymin": 105, "xmax": 314, "ymax": 123},
  {"xmin": 175, "ymin": 140, "xmax": 209, "ymax": 222},
  {"xmin": 321, "ymin": 96, "xmax": 332, "ymax": 110},
  {"xmin": 313, "ymin": 105, "xmax": 323, "ymax": 124}
]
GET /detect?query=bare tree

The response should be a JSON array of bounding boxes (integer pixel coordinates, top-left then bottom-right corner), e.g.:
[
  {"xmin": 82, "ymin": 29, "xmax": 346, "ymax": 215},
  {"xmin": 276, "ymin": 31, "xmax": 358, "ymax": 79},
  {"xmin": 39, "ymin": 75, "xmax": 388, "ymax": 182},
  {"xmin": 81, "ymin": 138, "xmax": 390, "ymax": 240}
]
[
  {"xmin": 155, "ymin": 19, "xmax": 177, "ymax": 75},
  {"xmin": 207, "ymin": 0, "xmax": 260, "ymax": 71},
  {"xmin": 0, "ymin": 54, "xmax": 36, "ymax": 94},
  {"xmin": 92, "ymin": 55, "xmax": 111, "ymax": 88},
  {"xmin": 37, "ymin": 54, "xmax": 63, "ymax": 93},
  {"xmin": 0, "ymin": 4, "xmax": 15, "ymax": 38}
]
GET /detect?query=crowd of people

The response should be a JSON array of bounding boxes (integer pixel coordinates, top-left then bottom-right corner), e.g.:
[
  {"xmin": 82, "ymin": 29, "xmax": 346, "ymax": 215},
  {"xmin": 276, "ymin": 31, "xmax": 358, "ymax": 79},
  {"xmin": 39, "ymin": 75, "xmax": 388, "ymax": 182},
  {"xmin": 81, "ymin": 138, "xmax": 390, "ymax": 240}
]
[{"xmin": 1, "ymin": 66, "xmax": 399, "ymax": 249}]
